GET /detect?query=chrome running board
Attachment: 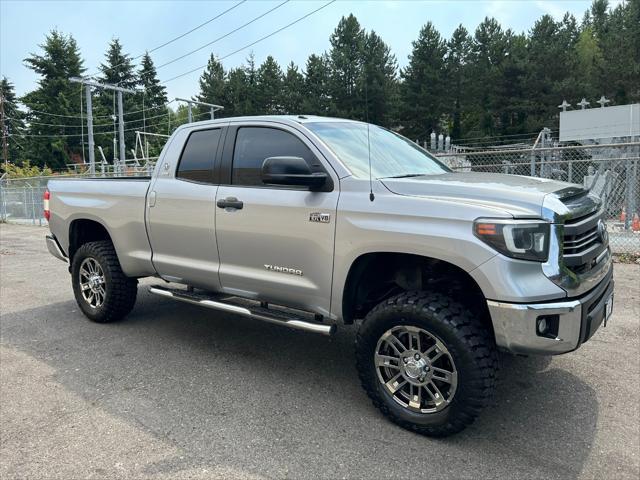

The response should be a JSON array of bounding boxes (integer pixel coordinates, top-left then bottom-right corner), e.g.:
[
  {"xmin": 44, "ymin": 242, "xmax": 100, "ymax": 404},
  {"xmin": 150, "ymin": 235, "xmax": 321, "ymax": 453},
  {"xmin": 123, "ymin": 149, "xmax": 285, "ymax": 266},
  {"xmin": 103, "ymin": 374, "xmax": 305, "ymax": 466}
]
[{"xmin": 148, "ymin": 285, "xmax": 335, "ymax": 336}]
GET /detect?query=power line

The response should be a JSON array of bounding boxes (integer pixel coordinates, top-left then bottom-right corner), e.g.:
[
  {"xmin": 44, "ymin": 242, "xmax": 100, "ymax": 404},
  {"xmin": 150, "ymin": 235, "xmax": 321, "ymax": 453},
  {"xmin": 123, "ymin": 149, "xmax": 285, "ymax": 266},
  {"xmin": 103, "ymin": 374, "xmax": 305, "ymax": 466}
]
[
  {"xmin": 162, "ymin": 0, "xmax": 337, "ymax": 84},
  {"xmin": 10, "ymin": 109, "xmax": 173, "ymax": 130},
  {"xmin": 151, "ymin": 0, "xmax": 290, "ymax": 74},
  {"xmin": 146, "ymin": 1, "xmax": 247, "ymax": 55},
  {"xmin": 22, "ymin": 108, "xmax": 112, "ymax": 119},
  {"xmin": 4, "ymin": 121, "xmax": 169, "ymax": 138},
  {"xmin": 8, "ymin": 118, "xmax": 113, "ymax": 129},
  {"xmin": 22, "ymin": 100, "xmax": 176, "ymax": 121},
  {"xmin": 82, "ymin": 1, "xmax": 247, "ymax": 81}
]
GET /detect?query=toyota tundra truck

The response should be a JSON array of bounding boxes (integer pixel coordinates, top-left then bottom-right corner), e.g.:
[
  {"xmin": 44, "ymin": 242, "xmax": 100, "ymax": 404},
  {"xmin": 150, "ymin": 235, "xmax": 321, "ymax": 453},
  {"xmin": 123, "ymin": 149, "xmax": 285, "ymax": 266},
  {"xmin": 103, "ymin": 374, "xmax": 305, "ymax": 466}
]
[{"xmin": 45, "ymin": 115, "xmax": 614, "ymax": 436}]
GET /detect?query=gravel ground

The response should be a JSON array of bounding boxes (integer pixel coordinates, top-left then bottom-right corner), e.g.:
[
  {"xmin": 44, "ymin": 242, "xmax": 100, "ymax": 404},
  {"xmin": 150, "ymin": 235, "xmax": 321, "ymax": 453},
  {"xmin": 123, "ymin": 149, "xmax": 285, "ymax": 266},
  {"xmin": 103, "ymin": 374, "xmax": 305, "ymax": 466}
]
[{"xmin": 1, "ymin": 223, "xmax": 638, "ymax": 480}]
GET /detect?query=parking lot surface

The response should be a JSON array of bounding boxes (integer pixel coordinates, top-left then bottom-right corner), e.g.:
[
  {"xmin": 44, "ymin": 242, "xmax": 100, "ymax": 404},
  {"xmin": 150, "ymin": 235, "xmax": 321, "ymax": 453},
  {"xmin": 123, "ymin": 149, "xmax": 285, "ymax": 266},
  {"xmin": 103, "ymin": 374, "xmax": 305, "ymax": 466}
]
[{"xmin": 1, "ymin": 223, "xmax": 639, "ymax": 479}]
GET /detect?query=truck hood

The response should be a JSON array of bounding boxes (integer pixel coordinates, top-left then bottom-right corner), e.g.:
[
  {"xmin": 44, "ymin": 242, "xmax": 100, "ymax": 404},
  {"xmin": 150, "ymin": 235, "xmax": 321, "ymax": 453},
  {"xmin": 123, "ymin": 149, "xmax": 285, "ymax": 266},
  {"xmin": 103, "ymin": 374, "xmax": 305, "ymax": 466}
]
[{"xmin": 380, "ymin": 172, "xmax": 585, "ymax": 218}]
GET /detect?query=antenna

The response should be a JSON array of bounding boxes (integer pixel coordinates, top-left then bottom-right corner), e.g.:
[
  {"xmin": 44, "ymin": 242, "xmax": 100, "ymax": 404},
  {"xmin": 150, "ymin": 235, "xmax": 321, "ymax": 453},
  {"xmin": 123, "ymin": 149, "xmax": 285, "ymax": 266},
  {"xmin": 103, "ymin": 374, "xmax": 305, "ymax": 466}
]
[{"xmin": 364, "ymin": 73, "xmax": 374, "ymax": 202}]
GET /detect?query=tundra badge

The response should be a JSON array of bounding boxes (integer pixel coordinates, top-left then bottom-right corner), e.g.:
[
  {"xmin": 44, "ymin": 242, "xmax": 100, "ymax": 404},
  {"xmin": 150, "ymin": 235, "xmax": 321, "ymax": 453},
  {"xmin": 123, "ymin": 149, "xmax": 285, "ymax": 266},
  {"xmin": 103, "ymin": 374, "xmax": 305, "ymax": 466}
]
[{"xmin": 264, "ymin": 264, "xmax": 303, "ymax": 276}]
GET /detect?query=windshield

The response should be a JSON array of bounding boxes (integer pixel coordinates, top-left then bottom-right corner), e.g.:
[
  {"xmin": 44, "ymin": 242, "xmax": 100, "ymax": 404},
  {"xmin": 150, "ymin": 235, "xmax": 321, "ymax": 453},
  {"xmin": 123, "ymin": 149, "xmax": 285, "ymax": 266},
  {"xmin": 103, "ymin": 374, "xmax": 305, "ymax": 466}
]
[{"xmin": 306, "ymin": 122, "xmax": 450, "ymax": 179}]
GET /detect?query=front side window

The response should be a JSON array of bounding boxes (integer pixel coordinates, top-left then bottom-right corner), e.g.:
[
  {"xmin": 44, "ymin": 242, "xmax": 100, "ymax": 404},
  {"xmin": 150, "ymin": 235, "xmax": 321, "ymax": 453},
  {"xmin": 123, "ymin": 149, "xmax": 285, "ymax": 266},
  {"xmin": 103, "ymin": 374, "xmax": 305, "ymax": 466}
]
[
  {"xmin": 306, "ymin": 122, "xmax": 450, "ymax": 179},
  {"xmin": 232, "ymin": 127, "xmax": 316, "ymax": 187},
  {"xmin": 176, "ymin": 128, "xmax": 222, "ymax": 183}
]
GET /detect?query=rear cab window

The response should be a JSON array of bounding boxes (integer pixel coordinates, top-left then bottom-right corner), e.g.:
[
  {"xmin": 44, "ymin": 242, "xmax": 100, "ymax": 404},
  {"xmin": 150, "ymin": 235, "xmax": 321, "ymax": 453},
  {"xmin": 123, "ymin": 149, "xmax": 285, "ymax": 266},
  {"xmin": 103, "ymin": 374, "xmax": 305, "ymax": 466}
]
[{"xmin": 176, "ymin": 128, "xmax": 222, "ymax": 183}]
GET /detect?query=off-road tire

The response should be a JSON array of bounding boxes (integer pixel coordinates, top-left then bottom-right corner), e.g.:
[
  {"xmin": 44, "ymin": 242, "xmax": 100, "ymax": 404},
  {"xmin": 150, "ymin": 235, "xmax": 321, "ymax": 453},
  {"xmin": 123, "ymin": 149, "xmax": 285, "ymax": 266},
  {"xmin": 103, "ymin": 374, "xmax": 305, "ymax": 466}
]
[
  {"xmin": 71, "ymin": 240, "xmax": 138, "ymax": 323},
  {"xmin": 355, "ymin": 291, "xmax": 498, "ymax": 437}
]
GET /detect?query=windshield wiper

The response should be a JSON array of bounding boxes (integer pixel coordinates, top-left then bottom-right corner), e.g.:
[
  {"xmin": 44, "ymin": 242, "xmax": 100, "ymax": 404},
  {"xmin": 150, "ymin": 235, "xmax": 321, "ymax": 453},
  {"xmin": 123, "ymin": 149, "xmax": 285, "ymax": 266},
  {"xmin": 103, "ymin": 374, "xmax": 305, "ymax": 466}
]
[{"xmin": 383, "ymin": 173, "xmax": 428, "ymax": 179}]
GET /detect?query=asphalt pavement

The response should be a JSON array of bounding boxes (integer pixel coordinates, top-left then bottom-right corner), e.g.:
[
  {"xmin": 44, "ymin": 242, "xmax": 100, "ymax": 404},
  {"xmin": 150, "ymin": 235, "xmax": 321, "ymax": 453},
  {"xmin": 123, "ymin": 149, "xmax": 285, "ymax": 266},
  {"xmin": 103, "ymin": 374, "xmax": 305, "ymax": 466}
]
[{"xmin": 1, "ymin": 223, "xmax": 638, "ymax": 479}]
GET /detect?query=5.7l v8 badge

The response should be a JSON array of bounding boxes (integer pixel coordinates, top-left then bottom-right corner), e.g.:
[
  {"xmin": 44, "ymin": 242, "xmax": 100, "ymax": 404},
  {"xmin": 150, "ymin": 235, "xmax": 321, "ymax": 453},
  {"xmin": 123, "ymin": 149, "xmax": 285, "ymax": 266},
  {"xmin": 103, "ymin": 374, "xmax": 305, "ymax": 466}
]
[{"xmin": 309, "ymin": 212, "xmax": 331, "ymax": 223}]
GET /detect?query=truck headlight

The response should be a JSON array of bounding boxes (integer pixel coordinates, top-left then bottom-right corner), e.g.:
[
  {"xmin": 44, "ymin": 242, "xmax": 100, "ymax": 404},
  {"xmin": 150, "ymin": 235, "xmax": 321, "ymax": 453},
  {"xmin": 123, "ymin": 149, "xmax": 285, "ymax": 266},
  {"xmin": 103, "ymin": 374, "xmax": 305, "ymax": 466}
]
[{"xmin": 474, "ymin": 219, "xmax": 550, "ymax": 262}]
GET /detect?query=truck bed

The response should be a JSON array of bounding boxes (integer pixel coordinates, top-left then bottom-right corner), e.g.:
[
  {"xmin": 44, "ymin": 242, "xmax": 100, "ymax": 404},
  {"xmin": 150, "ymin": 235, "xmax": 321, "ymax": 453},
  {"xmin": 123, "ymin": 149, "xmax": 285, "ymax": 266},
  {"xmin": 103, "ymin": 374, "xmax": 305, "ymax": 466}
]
[{"xmin": 47, "ymin": 177, "xmax": 155, "ymax": 277}]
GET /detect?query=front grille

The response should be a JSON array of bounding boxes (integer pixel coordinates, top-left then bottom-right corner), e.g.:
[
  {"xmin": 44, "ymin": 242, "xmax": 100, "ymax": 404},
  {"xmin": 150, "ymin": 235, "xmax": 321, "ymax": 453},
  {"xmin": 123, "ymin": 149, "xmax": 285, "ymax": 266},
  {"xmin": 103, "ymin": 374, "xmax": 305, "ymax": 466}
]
[{"xmin": 562, "ymin": 211, "xmax": 607, "ymax": 272}]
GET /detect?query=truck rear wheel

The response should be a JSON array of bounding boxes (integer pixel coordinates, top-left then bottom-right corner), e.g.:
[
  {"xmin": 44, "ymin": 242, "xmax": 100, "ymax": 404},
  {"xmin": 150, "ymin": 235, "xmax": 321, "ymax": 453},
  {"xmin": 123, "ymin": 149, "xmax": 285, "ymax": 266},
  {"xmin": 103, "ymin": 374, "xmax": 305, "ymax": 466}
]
[
  {"xmin": 71, "ymin": 240, "xmax": 138, "ymax": 323},
  {"xmin": 355, "ymin": 291, "xmax": 498, "ymax": 437}
]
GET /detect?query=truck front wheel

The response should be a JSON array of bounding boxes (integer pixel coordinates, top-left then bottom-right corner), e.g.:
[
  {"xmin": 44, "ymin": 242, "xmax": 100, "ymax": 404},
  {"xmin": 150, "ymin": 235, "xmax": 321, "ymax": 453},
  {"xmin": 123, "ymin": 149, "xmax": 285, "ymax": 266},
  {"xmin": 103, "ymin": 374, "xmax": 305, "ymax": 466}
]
[
  {"xmin": 71, "ymin": 240, "xmax": 138, "ymax": 323},
  {"xmin": 355, "ymin": 291, "xmax": 498, "ymax": 437}
]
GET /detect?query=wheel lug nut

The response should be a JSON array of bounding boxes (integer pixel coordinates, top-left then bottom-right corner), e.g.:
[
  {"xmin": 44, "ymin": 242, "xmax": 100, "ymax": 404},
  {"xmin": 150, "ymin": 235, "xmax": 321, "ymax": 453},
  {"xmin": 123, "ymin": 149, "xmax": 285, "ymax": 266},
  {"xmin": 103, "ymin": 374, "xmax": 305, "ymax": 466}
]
[
  {"xmin": 403, "ymin": 357, "xmax": 409, "ymax": 363},
  {"xmin": 414, "ymin": 353, "xmax": 420, "ymax": 360}
]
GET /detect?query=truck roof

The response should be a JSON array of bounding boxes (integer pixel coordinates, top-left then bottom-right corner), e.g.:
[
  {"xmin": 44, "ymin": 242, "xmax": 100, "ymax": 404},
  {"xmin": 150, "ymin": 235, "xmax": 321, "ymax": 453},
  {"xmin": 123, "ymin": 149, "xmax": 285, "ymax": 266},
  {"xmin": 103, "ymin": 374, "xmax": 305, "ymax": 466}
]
[{"xmin": 178, "ymin": 114, "xmax": 361, "ymax": 130}]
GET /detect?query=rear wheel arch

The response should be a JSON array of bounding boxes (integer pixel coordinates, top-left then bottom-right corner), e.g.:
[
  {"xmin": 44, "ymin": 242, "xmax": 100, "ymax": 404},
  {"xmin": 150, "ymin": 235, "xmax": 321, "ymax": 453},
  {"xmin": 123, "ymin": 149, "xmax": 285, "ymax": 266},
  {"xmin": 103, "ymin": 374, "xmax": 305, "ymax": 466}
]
[
  {"xmin": 341, "ymin": 252, "xmax": 492, "ymax": 335},
  {"xmin": 68, "ymin": 219, "xmax": 113, "ymax": 262}
]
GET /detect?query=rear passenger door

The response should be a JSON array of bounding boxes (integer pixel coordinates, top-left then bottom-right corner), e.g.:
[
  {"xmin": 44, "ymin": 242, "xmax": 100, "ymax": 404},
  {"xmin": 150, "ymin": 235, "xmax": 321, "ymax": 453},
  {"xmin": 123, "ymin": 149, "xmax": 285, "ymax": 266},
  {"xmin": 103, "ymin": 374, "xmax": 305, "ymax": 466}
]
[
  {"xmin": 147, "ymin": 126, "xmax": 224, "ymax": 291},
  {"xmin": 215, "ymin": 122, "xmax": 339, "ymax": 316}
]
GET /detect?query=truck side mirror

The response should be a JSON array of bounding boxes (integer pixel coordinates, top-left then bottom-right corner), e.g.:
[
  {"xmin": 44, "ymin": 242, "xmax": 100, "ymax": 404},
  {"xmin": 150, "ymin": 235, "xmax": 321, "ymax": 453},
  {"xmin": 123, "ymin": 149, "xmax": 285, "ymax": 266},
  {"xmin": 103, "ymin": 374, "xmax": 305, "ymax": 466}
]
[{"xmin": 261, "ymin": 156, "xmax": 327, "ymax": 189}]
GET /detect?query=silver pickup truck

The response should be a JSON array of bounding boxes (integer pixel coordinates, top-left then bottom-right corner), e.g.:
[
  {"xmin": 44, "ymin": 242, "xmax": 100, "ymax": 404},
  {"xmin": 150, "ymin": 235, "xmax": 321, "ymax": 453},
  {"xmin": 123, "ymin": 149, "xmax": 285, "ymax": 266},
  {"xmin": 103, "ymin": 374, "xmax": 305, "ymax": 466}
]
[{"xmin": 45, "ymin": 115, "xmax": 614, "ymax": 436}]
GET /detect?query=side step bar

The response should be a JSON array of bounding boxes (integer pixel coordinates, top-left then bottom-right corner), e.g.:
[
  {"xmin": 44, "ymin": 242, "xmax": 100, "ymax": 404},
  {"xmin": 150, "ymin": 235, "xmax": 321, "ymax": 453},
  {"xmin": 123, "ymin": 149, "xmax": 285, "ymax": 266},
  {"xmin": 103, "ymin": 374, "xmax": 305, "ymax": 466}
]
[{"xmin": 148, "ymin": 286, "xmax": 336, "ymax": 336}]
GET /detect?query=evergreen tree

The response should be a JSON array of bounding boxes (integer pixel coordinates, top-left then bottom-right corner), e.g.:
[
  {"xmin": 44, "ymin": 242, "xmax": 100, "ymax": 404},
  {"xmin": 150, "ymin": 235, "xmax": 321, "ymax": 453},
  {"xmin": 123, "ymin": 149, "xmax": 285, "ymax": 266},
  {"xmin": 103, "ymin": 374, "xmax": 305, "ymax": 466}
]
[
  {"xmin": 465, "ymin": 17, "xmax": 508, "ymax": 136},
  {"xmin": 445, "ymin": 25, "xmax": 473, "ymax": 139},
  {"xmin": 494, "ymin": 30, "xmax": 529, "ymax": 135},
  {"xmin": 524, "ymin": 14, "xmax": 578, "ymax": 131},
  {"xmin": 328, "ymin": 14, "xmax": 365, "ymax": 119},
  {"xmin": 256, "ymin": 55, "xmax": 283, "ymax": 114},
  {"xmin": 0, "ymin": 77, "xmax": 26, "ymax": 166},
  {"xmin": 22, "ymin": 30, "xmax": 85, "ymax": 169},
  {"xmin": 99, "ymin": 38, "xmax": 138, "ymax": 89},
  {"xmin": 590, "ymin": 0, "xmax": 639, "ymax": 104},
  {"xmin": 244, "ymin": 53, "xmax": 259, "ymax": 115},
  {"xmin": 400, "ymin": 22, "xmax": 447, "ymax": 140},
  {"xmin": 196, "ymin": 54, "xmax": 225, "ymax": 118},
  {"xmin": 281, "ymin": 62, "xmax": 304, "ymax": 114},
  {"xmin": 224, "ymin": 67, "xmax": 251, "ymax": 117},
  {"xmin": 574, "ymin": 26, "xmax": 604, "ymax": 100},
  {"xmin": 138, "ymin": 52, "xmax": 168, "ymax": 135},
  {"xmin": 361, "ymin": 30, "xmax": 398, "ymax": 127},
  {"xmin": 302, "ymin": 54, "xmax": 331, "ymax": 115},
  {"xmin": 97, "ymin": 38, "xmax": 140, "ymax": 161}
]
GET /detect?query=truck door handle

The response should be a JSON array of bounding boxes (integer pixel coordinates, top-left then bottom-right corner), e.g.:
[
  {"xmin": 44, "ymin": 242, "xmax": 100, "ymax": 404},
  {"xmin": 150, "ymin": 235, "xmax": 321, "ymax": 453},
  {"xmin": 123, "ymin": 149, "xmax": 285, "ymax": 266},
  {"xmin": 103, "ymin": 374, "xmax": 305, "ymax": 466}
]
[{"xmin": 216, "ymin": 197, "xmax": 243, "ymax": 210}]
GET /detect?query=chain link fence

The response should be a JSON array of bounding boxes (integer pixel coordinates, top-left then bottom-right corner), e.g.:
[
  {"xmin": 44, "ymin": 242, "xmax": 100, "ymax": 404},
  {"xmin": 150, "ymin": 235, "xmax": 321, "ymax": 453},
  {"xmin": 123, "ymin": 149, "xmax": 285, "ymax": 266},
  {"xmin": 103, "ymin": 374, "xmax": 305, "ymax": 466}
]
[
  {"xmin": 2, "ymin": 141, "xmax": 639, "ymax": 253},
  {"xmin": 435, "ymin": 141, "xmax": 640, "ymax": 254},
  {"xmin": 0, "ymin": 160, "xmax": 155, "ymax": 226},
  {"xmin": 0, "ymin": 176, "xmax": 50, "ymax": 226}
]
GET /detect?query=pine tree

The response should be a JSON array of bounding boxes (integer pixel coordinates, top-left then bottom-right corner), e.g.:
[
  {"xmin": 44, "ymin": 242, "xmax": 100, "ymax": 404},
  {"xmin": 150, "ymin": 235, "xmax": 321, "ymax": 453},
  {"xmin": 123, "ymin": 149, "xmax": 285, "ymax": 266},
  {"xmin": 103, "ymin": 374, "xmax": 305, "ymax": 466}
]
[
  {"xmin": 0, "ymin": 77, "xmax": 26, "ymax": 166},
  {"xmin": 524, "ymin": 14, "xmax": 579, "ymax": 131},
  {"xmin": 495, "ymin": 30, "xmax": 529, "ymax": 136},
  {"xmin": 445, "ymin": 25, "xmax": 473, "ymax": 139},
  {"xmin": 302, "ymin": 54, "xmax": 331, "ymax": 115},
  {"xmin": 244, "ymin": 53, "xmax": 259, "ymax": 115},
  {"xmin": 400, "ymin": 22, "xmax": 448, "ymax": 140},
  {"xmin": 22, "ymin": 30, "xmax": 85, "ymax": 169},
  {"xmin": 225, "ymin": 67, "xmax": 251, "ymax": 117},
  {"xmin": 328, "ymin": 14, "xmax": 365, "ymax": 119},
  {"xmin": 361, "ymin": 30, "xmax": 398, "ymax": 127},
  {"xmin": 99, "ymin": 39, "xmax": 138, "ymax": 89},
  {"xmin": 256, "ymin": 55, "xmax": 283, "ymax": 115},
  {"xmin": 196, "ymin": 54, "xmax": 225, "ymax": 118},
  {"xmin": 97, "ymin": 38, "xmax": 140, "ymax": 161},
  {"xmin": 137, "ymin": 52, "xmax": 168, "ymax": 135},
  {"xmin": 281, "ymin": 62, "xmax": 304, "ymax": 114},
  {"xmin": 466, "ymin": 17, "xmax": 508, "ymax": 136}
]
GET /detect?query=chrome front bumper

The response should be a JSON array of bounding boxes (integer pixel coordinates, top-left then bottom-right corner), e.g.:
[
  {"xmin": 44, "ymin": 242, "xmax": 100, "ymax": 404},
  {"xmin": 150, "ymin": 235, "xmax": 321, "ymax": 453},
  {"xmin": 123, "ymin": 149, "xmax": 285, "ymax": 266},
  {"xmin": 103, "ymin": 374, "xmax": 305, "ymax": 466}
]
[
  {"xmin": 46, "ymin": 235, "xmax": 68, "ymax": 263},
  {"xmin": 488, "ymin": 266, "xmax": 614, "ymax": 355}
]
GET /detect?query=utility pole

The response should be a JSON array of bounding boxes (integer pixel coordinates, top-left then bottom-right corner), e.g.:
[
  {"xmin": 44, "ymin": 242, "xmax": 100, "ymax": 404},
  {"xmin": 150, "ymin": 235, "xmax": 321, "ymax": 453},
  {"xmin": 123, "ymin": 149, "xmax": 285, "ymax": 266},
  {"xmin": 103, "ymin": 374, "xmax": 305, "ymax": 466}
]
[
  {"xmin": 175, "ymin": 98, "xmax": 223, "ymax": 123},
  {"xmin": 0, "ymin": 94, "xmax": 8, "ymax": 169},
  {"xmin": 70, "ymin": 78, "xmax": 137, "ymax": 174}
]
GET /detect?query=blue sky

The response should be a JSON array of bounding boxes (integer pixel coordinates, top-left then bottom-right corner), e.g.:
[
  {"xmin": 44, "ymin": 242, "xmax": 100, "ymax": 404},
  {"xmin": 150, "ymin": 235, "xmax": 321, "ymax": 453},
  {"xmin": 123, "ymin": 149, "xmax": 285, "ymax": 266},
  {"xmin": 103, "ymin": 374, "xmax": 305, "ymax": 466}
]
[{"xmin": 1, "ymin": 0, "xmax": 605, "ymax": 101}]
